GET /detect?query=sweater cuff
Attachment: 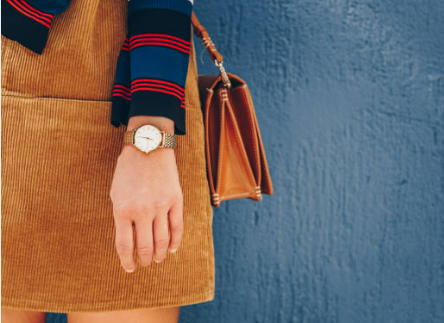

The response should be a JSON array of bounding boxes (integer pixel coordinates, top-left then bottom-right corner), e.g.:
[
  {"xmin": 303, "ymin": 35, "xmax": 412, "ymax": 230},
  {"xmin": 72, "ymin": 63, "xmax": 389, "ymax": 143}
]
[
  {"xmin": 128, "ymin": 90, "xmax": 186, "ymax": 136},
  {"xmin": 1, "ymin": 0, "xmax": 55, "ymax": 54},
  {"xmin": 127, "ymin": 0, "xmax": 193, "ymax": 136}
]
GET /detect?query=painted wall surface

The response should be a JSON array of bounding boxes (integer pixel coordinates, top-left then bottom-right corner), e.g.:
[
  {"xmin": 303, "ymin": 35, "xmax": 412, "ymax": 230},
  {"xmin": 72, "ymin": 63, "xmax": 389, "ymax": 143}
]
[{"xmin": 47, "ymin": 0, "xmax": 443, "ymax": 322}]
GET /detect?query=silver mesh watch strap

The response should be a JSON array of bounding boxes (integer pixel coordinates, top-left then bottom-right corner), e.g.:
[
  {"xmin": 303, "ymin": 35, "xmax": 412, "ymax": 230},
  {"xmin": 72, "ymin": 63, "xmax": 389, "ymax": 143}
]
[{"xmin": 161, "ymin": 132, "xmax": 176, "ymax": 149}]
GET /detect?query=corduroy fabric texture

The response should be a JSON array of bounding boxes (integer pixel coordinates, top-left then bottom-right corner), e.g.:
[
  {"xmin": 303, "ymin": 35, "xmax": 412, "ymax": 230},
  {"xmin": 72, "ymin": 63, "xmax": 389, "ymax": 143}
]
[{"xmin": 1, "ymin": 0, "xmax": 215, "ymax": 313}]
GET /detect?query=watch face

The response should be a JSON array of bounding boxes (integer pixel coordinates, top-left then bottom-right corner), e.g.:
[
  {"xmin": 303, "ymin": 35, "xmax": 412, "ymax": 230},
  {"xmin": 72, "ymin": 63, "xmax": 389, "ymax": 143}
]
[{"xmin": 134, "ymin": 125, "xmax": 162, "ymax": 153}]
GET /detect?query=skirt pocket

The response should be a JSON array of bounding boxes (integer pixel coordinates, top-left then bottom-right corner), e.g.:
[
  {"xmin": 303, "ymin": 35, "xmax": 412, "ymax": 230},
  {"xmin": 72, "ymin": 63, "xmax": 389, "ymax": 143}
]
[{"xmin": 1, "ymin": 94, "xmax": 207, "ymax": 222}]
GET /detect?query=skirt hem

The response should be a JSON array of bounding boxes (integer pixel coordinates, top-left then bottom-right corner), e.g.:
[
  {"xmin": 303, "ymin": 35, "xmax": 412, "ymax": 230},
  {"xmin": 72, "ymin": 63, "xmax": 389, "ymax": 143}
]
[{"xmin": 1, "ymin": 290, "xmax": 215, "ymax": 313}]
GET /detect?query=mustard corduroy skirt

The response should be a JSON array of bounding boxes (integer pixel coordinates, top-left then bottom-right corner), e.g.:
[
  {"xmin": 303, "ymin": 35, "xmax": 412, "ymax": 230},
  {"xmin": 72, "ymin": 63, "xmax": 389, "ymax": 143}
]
[{"xmin": 1, "ymin": 0, "xmax": 215, "ymax": 313}]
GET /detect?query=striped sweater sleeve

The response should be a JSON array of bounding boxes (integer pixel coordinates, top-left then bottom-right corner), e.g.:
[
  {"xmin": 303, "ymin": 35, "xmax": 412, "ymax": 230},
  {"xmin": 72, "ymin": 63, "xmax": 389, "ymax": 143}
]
[
  {"xmin": 1, "ymin": 0, "xmax": 72, "ymax": 54},
  {"xmin": 110, "ymin": 0, "xmax": 194, "ymax": 136}
]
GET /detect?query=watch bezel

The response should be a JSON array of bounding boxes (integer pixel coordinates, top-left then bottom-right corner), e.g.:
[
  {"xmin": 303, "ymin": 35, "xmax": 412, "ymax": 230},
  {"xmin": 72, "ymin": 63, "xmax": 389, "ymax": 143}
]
[{"xmin": 133, "ymin": 124, "xmax": 163, "ymax": 153}]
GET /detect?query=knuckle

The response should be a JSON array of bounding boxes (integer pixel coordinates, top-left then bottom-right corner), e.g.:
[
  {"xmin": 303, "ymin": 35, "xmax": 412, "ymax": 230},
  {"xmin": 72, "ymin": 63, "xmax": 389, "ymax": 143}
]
[
  {"xmin": 153, "ymin": 199, "xmax": 170, "ymax": 209},
  {"xmin": 154, "ymin": 239, "xmax": 170, "ymax": 249},
  {"xmin": 170, "ymin": 222, "xmax": 183, "ymax": 233},
  {"xmin": 115, "ymin": 242, "xmax": 133, "ymax": 255},
  {"xmin": 133, "ymin": 204, "xmax": 155, "ymax": 219},
  {"xmin": 113, "ymin": 203, "xmax": 134, "ymax": 218},
  {"xmin": 138, "ymin": 203, "xmax": 154, "ymax": 212},
  {"xmin": 173, "ymin": 189, "xmax": 183, "ymax": 201},
  {"xmin": 137, "ymin": 246, "xmax": 153, "ymax": 256}
]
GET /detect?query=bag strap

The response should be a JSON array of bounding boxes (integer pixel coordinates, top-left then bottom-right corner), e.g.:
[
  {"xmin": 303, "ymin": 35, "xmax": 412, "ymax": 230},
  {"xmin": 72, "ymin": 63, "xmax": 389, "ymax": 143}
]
[{"xmin": 191, "ymin": 12, "xmax": 232, "ymax": 88}]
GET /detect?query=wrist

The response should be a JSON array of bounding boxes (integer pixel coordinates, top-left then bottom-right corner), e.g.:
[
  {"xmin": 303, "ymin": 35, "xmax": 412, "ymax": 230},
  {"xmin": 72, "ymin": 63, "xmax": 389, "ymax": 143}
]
[{"xmin": 120, "ymin": 142, "xmax": 175, "ymax": 160}]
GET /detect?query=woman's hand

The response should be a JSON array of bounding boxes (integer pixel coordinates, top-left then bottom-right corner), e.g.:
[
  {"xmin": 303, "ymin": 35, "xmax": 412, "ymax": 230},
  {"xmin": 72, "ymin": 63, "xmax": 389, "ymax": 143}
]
[{"xmin": 109, "ymin": 116, "xmax": 183, "ymax": 273}]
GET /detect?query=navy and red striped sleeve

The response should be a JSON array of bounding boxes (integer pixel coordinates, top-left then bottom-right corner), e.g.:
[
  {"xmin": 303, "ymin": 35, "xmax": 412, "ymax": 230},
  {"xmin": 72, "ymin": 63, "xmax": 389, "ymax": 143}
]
[
  {"xmin": 110, "ymin": 0, "xmax": 194, "ymax": 136},
  {"xmin": 1, "ymin": 0, "xmax": 72, "ymax": 54}
]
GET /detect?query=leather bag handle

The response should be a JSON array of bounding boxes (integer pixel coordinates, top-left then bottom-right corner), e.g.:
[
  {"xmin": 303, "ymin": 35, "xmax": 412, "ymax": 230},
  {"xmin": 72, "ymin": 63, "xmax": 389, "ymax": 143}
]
[{"xmin": 191, "ymin": 12, "xmax": 232, "ymax": 88}]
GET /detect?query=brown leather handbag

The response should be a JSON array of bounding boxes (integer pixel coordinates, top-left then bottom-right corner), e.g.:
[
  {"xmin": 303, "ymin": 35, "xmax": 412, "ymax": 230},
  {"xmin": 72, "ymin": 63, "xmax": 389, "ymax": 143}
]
[{"xmin": 191, "ymin": 12, "xmax": 274, "ymax": 207}]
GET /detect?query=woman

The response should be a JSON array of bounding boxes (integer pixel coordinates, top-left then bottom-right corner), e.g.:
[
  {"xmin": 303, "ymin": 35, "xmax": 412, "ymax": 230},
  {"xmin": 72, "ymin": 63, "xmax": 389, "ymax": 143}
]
[{"xmin": 1, "ymin": 0, "xmax": 215, "ymax": 322}]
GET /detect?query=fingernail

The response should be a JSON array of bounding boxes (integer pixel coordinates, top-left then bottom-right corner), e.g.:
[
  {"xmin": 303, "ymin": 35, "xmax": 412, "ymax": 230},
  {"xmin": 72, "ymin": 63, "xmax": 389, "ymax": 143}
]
[
  {"xmin": 125, "ymin": 268, "xmax": 135, "ymax": 273},
  {"xmin": 153, "ymin": 258, "xmax": 162, "ymax": 263},
  {"xmin": 169, "ymin": 248, "xmax": 177, "ymax": 253}
]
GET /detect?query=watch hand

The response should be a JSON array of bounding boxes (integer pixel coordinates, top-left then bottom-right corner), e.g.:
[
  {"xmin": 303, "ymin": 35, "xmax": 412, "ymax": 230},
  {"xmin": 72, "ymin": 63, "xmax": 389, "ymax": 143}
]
[{"xmin": 139, "ymin": 136, "xmax": 152, "ymax": 140}]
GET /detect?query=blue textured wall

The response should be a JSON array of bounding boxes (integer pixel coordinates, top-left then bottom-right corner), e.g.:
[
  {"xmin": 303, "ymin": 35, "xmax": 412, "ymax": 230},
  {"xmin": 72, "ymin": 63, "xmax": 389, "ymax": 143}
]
[{"xmin": 48, "ymin": 0, "xmax": 444, "ymax": 322}]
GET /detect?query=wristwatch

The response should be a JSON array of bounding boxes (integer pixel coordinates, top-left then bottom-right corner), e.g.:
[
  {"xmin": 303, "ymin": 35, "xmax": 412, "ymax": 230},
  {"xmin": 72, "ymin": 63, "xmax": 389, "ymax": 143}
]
[{"xmin": 123, "ymin": 124, "xmax": 176, "ymax": 153}]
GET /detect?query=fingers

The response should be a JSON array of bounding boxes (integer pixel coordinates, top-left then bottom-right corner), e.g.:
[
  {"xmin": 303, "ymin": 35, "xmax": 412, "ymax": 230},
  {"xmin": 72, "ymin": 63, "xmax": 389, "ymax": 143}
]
[
  {"xmin": 114, "ymin": 197, "xmax": 183, "ymax": 273},
  {"xmin": 114, "ymin": 216, "xmax": 136, "ymax": 273},
  {"xmin": 168, "ymin": 199, "xmax": 184, "ymax": 254},
  {"xmin": 153, "ymin": 214, "xmax": 170, "ymax": 263},
  {"xmin": 135, "ymin": 215, "xmax": 154, "ymax": 267}
]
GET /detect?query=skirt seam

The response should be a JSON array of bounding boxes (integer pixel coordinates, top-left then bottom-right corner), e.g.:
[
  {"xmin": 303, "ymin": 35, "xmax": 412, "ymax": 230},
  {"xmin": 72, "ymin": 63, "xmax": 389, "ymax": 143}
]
[
  {"xmin": 1, "ymin": 92, "xmax": 203, "ymax": 111},
  {"xmin": 1, "ymin": 92, "xmax": 113, "ymax": 104}
]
